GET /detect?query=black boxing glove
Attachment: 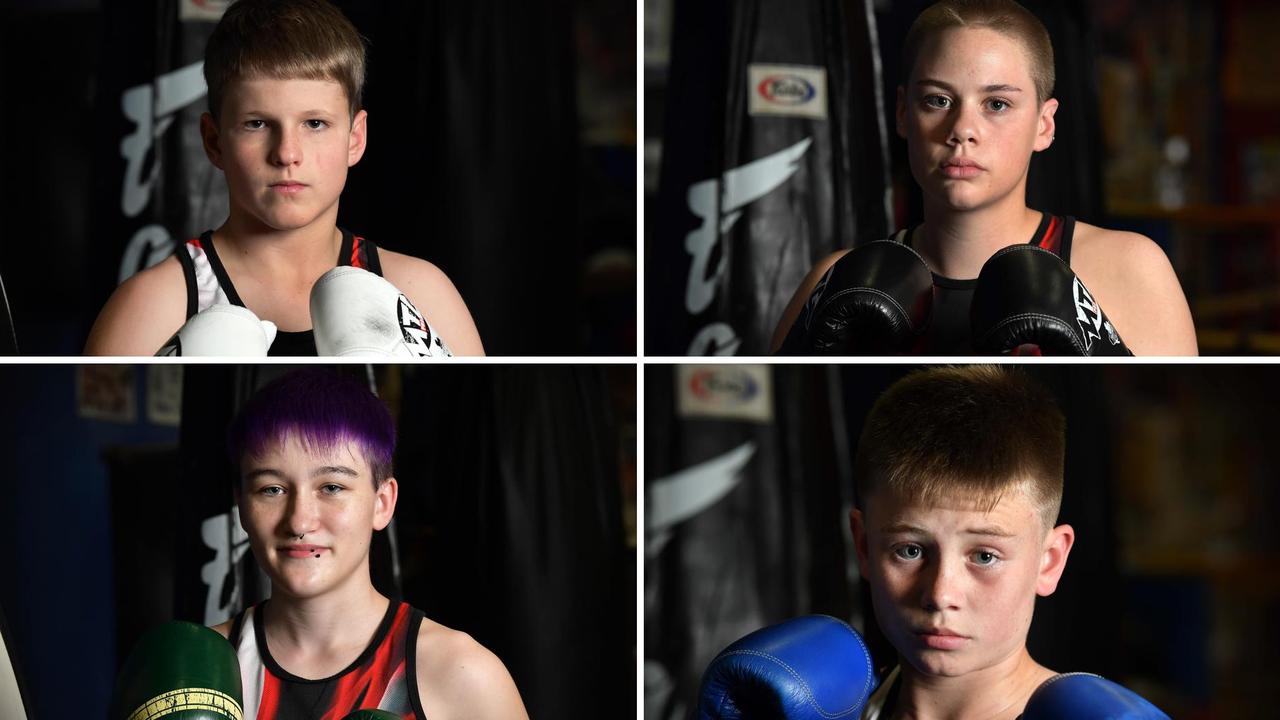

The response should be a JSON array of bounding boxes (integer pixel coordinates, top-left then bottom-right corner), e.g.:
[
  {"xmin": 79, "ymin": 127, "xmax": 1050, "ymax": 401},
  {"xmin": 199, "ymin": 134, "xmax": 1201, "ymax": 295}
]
[
  {"xmin": 777, "ymin": 241, "xmax": 933, "ymax": 355},
  {"xmin": 971, "ymin": 244, "xmax": 1131, "ymax": 356}
]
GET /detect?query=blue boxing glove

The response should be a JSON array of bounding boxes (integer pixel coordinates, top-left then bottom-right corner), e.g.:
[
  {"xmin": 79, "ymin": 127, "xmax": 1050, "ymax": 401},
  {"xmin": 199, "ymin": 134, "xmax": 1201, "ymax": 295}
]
[
  {"xmin": 1021, "ymin": 673, "xmax": 1170, "ymax": 719},
  {"xmin": 697, "ymin": 615, "xmax": 879, "ymax": 720}
]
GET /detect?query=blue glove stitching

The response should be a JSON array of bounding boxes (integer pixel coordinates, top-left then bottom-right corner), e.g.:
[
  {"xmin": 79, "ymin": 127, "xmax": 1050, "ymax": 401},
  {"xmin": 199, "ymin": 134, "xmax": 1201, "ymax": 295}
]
[
  {"xmin": 833, "ymin": 620, "xmax": 876, "ymax": 706},
  {"xmin": 716, "ymin": 649, "xmax": 860, "ymax": 719}
]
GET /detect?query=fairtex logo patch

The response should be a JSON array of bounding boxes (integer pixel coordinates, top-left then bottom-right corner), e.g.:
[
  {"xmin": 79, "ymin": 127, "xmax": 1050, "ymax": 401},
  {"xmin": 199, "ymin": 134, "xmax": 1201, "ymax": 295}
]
[
  {"xmin": 757, "ymin": 75, "xmax": 816, "ymax": 105},
  {"xmin": 676, "ymin": 366, "xmax": 773, "ymax": 422},
  {"xmin": 689, "ymin": 368, "xmax": 760, "ymax": 404},
  {"xmin": 748, "ymin": 64, "xmax": 827, "ymax": 119}
]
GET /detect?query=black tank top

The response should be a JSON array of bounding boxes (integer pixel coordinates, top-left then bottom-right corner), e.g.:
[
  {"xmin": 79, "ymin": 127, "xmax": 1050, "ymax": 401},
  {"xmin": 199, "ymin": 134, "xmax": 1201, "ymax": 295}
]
[
  {"xmin": 172, "ymin": 228, "xmax": 384, "ymax": 356},
  {"xmin": 894, "ymin": 213, "xmax": 1074, "ymax": 354},
  {"xmin": 227, "ymin": 598, "xmax": 426, "ymax": 720}
]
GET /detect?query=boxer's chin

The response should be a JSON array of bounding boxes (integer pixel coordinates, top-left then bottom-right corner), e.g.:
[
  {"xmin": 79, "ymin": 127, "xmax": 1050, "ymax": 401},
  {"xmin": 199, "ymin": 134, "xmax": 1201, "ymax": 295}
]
[
  {"xmin": 266, "ymin": 552, "xmax": 333, "ymax": 598},
  {"xmin": 903, "ymin": 647, "xmax": 974, "ymax": 678},
  {"xmin": 927, "ymin": 182, "xmax": 992, "ymax": 212}
]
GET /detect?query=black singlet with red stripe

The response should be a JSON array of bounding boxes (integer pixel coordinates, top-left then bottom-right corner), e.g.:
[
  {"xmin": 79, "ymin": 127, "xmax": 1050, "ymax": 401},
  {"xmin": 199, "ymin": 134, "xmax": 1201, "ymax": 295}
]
[
  {"xmin": 172, "ymin": 228, "xmax": 383, "ymax": 356},
  {"xmin": 892, "ymin": 212, "xmax": 1074, "ymax": 354},
  {"xmin": 228, "ymin": 598, "xmax": 426, "ymax": 720}
]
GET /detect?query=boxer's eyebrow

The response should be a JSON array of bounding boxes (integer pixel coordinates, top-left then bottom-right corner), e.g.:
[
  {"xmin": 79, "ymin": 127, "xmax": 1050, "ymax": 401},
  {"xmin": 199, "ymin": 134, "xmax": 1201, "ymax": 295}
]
[
  {"xmin": 312, "ymin": 465, "xmax": 359, "ymax": 478},
  {"xmin": 244, "ymin": 468, "xmax": 286, "ymax": 483},
  {"xmin": 881, "ymin": 522, "xmax": 930, "ymax": 536},
  {"xmin": 963, "ymin": 525, "xmax": 1016, "ymax": 538},
  {"xmin": 916, "ymin": 79, "xmax": 1023, "ymax": 93},
  {"xmin": 237, "ymin": 109, "xmax": 337, "ymax": 119}
]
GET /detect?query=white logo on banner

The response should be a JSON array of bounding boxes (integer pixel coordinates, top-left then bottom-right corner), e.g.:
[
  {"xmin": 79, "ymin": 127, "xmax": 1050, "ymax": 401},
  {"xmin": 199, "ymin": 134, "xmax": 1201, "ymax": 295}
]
[
  {"xmin": 199, "ymin": 506, "xmax": 251, "ymax": 626},
  {"xmin": 646, "ymin": 441, "xmax": 757, "ymax": 558},
  {"xmin": 118, "ymin": 61, "xmax": 208, "ymax": 282},
  {"xmin": 748, "ymin": 64, "xmax": 828, "ymax": 119},
  {"xmin": 684, "ymin": 138, "xmax": 812, "ymax": 355}
]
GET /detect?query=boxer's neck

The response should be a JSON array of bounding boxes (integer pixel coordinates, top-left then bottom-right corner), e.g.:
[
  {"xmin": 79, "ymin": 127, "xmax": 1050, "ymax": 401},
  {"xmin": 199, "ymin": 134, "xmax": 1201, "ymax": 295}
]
[
  {"xmin": 914, "ymin": 197, "xmax": 1042, "ymax": 280},
  {"xmin": 261, "ymin": 568, "xmax": 389, "ymax": 678},
  {"xmin": 892, "ymin": 646, "xmax": 1052, "ymax": 720},
  {"xmin": 215, "ymin": 206, "xmax": 344, "ymax": 284}
]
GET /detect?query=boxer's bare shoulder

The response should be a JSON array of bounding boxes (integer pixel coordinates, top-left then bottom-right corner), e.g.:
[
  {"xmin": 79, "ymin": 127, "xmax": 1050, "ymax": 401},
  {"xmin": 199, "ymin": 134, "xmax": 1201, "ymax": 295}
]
[
  {"xmin": 209, "ymin": 619, "xmax": 234, "ymax": 641},
  {"xmin": 84, "ymin": 256, "xmax": 187, "ymax": 356},
  {"xmin": 771, "ymin": 249, "xmax": 851, "ymax": 352},
  {"xmin": 379, "ymin": 250, "xmax": 485, "ymax": 356},
  {"xmin": 415, "ymin": 617, "xmax": 528, "ymax": 720},
  {"xmin": 1070, "ymin": 222, "xmax": 1198, "ymax": 356}
]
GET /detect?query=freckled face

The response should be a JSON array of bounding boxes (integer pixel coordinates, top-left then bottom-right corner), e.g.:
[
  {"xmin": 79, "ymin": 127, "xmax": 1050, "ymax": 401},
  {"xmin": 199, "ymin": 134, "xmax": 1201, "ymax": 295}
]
[
  {"xmin": 238, "ymin": 436, "xmax": 390, "ymax": 600},
  {"xmin": 205, "ymin": 78, "xmax": 366, "ymax": 232},
  {"xmin": 897, "ymin": 27, "xmax": 1054, "ymax": 212},
  {"xmin": 858, "ymin": 488, "xmax": 1048, "ymax": 677}
]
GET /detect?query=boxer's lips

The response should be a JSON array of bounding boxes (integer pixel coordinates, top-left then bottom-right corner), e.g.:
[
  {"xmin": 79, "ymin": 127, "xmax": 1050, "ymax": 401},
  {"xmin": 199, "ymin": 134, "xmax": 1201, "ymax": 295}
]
[
  {"xmin": 270, "ymin": 181, "xmax": 308, "ymax": 194},
  {"xmin": 279, "ymin": 544, "xmax": 327, "ymax": 558},
  {"xmin": 914, "ymin": 626, "xmax": 969, "ymax": 650},
  {"xmin": 940, "ymin": 158, "xmax": 984, "ymax": 179}
]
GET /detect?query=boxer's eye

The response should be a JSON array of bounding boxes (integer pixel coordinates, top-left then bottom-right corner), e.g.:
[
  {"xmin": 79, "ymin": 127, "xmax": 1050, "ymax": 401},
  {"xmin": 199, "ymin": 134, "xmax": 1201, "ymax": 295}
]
[
  {"xmin": 970, "ymin": 550, "xmax": 1000, "ymax": 566},
  {"xmin": 893, "ymin": 544, "xmax": 923, "ymax": 561}
]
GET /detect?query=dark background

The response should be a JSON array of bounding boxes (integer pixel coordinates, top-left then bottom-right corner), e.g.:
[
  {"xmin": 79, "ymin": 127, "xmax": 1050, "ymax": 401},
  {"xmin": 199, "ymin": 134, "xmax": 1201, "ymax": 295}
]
[
  {"xmin": 645, "ymin": 363, "xmax": 1280, "ymax": 720},
  {"xmin": 0, "ymin": 363, "xmax": 637, "ymax": 720},
  {"xmin": 0, "ymin": 0, "xmax": 636, "ymax": 356}
]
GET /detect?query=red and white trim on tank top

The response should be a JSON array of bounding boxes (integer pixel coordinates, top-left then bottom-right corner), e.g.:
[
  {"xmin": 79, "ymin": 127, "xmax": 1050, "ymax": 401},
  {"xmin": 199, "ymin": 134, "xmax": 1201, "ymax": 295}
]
[
  {"xmin": 184, "ymin": 238, "xmax": 230, "ymax": 313},
  {"xmin": 233, "ymin": 604, "xmax": 416, "ymax": 720}
]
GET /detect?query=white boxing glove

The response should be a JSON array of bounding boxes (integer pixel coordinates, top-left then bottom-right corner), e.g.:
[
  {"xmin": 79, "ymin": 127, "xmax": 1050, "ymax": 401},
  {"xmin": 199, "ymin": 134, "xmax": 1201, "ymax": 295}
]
[
  {"xmin": 156, "ymin": 304, "xmax": 277, "ymax": 356},
  {"xmin": 310, "ymin": 266, "xmax": 452, "ymax": 358}
]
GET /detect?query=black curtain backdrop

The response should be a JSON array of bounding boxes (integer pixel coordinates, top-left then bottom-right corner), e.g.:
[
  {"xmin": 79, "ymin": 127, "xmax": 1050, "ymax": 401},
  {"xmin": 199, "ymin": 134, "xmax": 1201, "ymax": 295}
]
[
  {"xmin": 649, "ymin": 0, "xmax": 891, "ymax": 356},
  {"xmin": 394, "ymin": 366, "xmax": 631, "ymax": 720},
  {"xmin": 337, "ymin": 2, "xmax": 581, "ymax": 355}
]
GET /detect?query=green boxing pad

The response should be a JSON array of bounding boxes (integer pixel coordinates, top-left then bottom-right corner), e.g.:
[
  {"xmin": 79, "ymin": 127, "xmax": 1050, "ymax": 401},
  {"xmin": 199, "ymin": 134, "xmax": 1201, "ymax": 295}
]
[
  {"xmin": 339, "ymin": 711, "xmax": 402, "ymax": 720},
  {"xmin": 112, "ymin": 621, "xmax": 243, "ymax": 720}
]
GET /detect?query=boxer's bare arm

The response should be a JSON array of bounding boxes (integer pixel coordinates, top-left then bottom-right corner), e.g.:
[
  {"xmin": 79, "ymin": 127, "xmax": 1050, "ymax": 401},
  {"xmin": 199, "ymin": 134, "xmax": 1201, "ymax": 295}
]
[
  {"xmin": 770, "ymin": 250, "xmax": 850, "ymax": 352},
  {"xmin": 379, "ymin": 250, "xmax": 484, "ymax": 356},
  {"xmin": 85, "ymin": 257, "xmax": 188, "ymax": 356},
  {"xmin": 1071, "ymin": 223, "xmax": 1198, "ymax": 356},
  {"xmin": 416, "ymin": 618, "xmax": 528, "ymax": 720}
]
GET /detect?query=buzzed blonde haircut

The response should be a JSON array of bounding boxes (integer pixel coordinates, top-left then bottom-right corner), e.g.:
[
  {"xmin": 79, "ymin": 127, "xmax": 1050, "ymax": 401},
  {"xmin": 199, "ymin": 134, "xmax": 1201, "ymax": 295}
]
[
  {"xmin": 203, "ymin": 0, "xmax": 367, "ymax": 122},
  {"xmin": 854, "ymin": 365, "xmax": 1065, "ymax": 531},
  {"xmin": 903, "ymin": 0, "xmax": 1056, "ymax": 105}
]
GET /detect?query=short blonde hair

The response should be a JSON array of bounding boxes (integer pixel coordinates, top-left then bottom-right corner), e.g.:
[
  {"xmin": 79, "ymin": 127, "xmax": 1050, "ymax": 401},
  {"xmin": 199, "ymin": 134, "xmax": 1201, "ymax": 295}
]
[
  {"xmin": 204, "ymin": 0, "xmax": 366, "ymax": 121},
  {"xmin": 903, "ymin": 0, "xmax": 1055, "ymax": 104},
  {"xmin": 854, "ymin": 365, "xmax": 1065, "ymax": 529}
]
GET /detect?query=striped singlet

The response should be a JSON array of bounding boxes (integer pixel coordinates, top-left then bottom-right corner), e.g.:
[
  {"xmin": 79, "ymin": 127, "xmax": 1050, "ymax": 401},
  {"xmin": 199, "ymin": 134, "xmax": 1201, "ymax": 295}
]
[{"xmin": 228, "ymin": 599, "xmax": 427, "ymax": 720}]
